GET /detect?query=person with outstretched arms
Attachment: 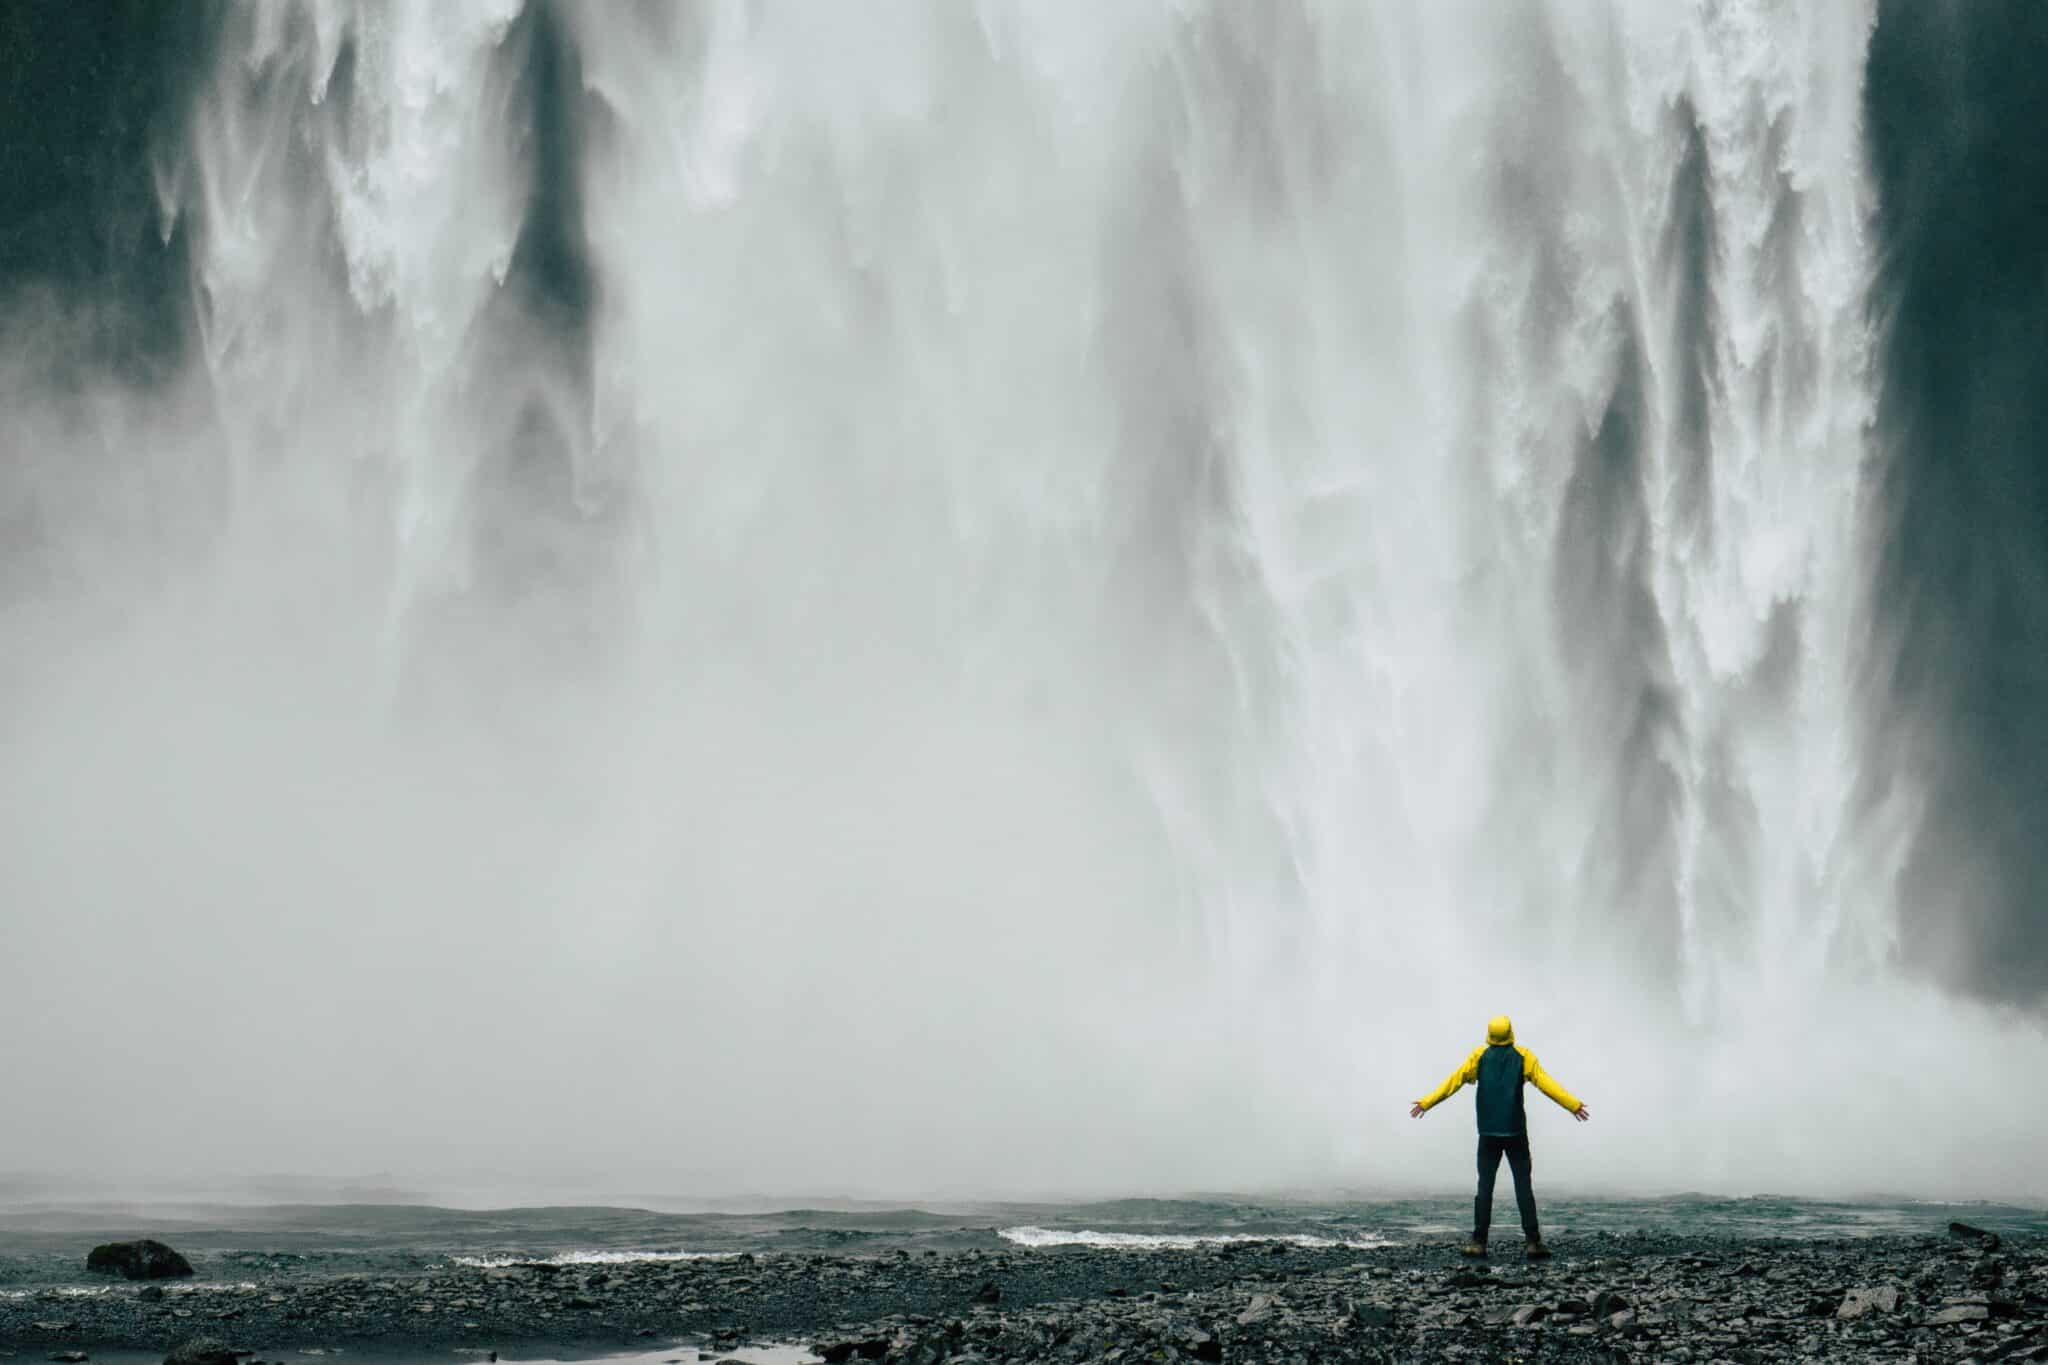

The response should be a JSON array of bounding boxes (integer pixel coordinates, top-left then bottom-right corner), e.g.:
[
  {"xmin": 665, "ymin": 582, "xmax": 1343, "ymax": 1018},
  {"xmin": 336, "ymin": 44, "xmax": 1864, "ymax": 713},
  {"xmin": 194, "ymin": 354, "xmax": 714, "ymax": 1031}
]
[{"xmin": 1411, "ymin": 1014, "xmax": 1589, "ymax": 1258}]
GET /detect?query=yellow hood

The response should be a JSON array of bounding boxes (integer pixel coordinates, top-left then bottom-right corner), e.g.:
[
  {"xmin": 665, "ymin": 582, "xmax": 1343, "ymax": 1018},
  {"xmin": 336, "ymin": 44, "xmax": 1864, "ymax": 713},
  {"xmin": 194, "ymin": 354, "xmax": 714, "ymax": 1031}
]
[{"xmin": 1487, "ymin": 1015, "xmax": 1514, "ymax": 1045}]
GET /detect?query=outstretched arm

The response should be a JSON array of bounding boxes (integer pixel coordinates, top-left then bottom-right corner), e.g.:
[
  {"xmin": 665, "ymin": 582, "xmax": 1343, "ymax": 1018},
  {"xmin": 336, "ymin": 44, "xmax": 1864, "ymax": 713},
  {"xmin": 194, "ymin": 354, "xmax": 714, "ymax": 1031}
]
[
  {"xmin": 1523, "ymin": 1050, "xmax": 1590, "ymax": 1121},
  {"xmin": 1410, "ymin": 1048, "xmax": 1482, "ymax": 1118}
]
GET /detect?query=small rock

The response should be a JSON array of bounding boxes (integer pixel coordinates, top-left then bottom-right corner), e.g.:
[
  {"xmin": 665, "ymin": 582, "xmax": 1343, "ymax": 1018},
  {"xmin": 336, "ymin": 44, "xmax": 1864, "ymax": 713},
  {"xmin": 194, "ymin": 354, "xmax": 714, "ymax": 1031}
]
[
  {"xmin": 137, "ymin": 1286, "xmax": 166, "ymax": 1302},
  {"xmin": 87, "ymin": 1240, "xmax": 195, "ymax": 1280},
  {"xmin": 49, "ymin": 1354, "xmax": 88, "ymax": 1363},
  {"xmin": 972, "ymin": 1281, "xmax": 1001, "ymax": 1305},
  {"xmin": 163, "ymin": 1340, "xmax": 239, "ymax": 1365},
  {"xmin": 1349, "ymin": 1302, "xmax": 1395, "ymax": 1330},
  {"xmin": 1591, "ymin": 1289, "xmax": 1630, "ymax": 1317},
  {"xmin": 1950, "ymin": 1222, "xmax": 2002, "ymax": 1251},
  {"xmin": 1928, "ymin": 1304, "xmax": 1992, "ymax": 1325},
  {"xmin": 1838, "ymin": 1285, "xmax": 1901, "ymax": 1319},
  {"xmin": 1237, "ymin": 1293, "xmax": 1276, "ymax": 1326},
  {"xmin": 1510, "ymin": 1304, "xmax": 1550, "ymax": 1327}
]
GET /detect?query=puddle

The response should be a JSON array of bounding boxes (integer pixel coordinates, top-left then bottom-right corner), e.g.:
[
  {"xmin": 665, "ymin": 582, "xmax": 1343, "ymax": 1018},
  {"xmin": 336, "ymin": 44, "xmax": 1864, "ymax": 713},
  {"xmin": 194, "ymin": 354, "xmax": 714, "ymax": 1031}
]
[{"xmin": 504, "ymin": 1348, "xmax": 820, "ymax": 1365}]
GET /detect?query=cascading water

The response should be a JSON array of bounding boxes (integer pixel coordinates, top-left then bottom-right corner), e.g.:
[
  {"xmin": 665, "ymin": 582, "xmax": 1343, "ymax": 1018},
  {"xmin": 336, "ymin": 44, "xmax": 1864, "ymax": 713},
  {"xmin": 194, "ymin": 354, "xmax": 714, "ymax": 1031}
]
[{"xmin": 3, "ymin": 1, "xmax": 2043, "ymax": 1200}]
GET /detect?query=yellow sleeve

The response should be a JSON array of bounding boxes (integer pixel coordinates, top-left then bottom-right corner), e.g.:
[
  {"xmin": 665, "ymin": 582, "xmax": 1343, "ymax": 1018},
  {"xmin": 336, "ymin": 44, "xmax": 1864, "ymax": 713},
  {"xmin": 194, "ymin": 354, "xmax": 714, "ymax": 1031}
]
[
  {"xmin": 1415, "ymin": 1046, "xmax": 1484, "ymax": 1111},
  {"xmin": 1521, "ymin": 1048, "xmax": 1582, "ymax": 1114}
]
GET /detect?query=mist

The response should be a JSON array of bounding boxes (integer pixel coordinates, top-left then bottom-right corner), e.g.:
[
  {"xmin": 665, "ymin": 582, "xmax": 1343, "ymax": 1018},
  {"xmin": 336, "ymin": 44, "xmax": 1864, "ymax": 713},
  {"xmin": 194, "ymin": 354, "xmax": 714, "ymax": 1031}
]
[{"xmin": 3, "ymin": 0, "xmax": 2045, "ymax": 1207}]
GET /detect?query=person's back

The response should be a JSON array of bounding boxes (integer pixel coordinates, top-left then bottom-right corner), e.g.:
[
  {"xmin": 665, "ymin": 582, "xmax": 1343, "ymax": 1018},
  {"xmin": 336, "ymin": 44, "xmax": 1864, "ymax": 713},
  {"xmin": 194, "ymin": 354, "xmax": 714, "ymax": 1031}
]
[
  {"xmin": 1410, "ymin": 1015, "xmax": 1589, "ymax": 1258},
  {"xmin": 1473, "ymin": 1036, "xmax": 1529, "ymax": 1137}
]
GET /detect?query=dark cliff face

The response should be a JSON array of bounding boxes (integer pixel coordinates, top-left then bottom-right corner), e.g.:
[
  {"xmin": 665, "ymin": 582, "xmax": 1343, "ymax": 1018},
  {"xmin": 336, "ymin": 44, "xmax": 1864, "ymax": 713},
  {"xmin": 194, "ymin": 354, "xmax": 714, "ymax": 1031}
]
[
  {"xmin": 1864, "ymin": 0, "xmax": 2048, "ymax": 1008},
  {"xmin": 0, "ymin": 0, "xmax": 212, "ymax": 380}
]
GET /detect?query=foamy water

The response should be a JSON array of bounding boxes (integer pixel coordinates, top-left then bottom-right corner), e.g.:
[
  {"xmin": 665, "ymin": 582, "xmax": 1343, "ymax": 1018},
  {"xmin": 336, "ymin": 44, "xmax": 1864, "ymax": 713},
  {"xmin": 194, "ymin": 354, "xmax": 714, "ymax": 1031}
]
[
  {"xmin": 998, "ymin": 1226, "xmax": 1391, "ymax": 1251},
  {"xmin": 451, "ymin": 1250, "xmax": 738, "ymax": 1268},
  {"xmin": 0, "ymin": 1281, "xmax": 261, "ymax": 1301}
]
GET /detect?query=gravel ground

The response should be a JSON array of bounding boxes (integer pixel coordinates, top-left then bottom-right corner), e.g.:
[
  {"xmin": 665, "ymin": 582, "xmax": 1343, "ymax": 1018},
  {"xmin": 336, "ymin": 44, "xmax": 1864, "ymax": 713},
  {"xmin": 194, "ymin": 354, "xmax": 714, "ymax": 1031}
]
[{"xmin": 2, "ymin": 1225, "xmax": 2041, "ymax": 1363}]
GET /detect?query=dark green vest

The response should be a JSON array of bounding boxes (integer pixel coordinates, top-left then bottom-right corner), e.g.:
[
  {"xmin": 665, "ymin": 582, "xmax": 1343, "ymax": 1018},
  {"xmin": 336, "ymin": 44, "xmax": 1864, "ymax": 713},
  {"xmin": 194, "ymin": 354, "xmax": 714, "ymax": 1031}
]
[{"xmin": 1475, "ymin": 1043, "xmax": 1527, "ymax": 1137}]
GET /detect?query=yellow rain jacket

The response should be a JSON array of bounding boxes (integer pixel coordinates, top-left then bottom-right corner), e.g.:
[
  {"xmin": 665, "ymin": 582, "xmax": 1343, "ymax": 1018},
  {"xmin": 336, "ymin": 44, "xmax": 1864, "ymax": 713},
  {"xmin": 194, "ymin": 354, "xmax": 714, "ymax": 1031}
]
[{"xmin": 1414, "ymin": 1015, "xmax": 1581, "ymax": 1135}]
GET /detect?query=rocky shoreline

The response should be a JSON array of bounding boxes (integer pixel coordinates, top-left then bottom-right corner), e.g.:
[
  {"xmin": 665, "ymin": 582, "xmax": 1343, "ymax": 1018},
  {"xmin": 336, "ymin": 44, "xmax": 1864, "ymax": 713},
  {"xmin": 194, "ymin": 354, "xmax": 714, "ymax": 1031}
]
[{"xmin": 1, "ymin": 1227, "xmax": 2041, "ymax": 1363}]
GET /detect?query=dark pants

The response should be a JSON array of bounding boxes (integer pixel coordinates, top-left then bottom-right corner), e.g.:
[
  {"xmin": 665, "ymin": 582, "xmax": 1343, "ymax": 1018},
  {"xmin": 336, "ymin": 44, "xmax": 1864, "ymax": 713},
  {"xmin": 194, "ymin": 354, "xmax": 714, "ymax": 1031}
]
[{"xmin": 1474, "ymin": 1135, "xmax": 1539, "ymax": 1244}]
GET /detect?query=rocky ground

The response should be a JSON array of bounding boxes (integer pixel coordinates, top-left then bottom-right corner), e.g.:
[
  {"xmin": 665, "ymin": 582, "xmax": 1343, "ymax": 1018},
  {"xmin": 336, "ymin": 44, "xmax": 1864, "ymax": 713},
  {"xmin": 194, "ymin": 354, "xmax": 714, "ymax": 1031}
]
[{"xmin": 1, "ymin": 1226, "xmax": 2041, "ymax": 1363}]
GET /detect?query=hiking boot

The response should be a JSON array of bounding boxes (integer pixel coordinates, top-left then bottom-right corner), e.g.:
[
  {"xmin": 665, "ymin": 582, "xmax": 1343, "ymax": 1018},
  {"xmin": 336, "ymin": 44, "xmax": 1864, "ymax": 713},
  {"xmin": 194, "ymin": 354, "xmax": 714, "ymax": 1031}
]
[
  {"xmin": 1525, "ymin": 1240, "xmax": 1553, "ymax": 1260},
  {"xmin": 1459, "ymin": 1240, "xmax": 1488, "ymax": 1257}
]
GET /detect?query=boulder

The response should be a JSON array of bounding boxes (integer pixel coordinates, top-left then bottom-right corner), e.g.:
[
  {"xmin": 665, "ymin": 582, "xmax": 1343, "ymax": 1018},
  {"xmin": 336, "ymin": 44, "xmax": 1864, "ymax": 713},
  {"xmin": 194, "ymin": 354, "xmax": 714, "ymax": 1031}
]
[
  {"xmin": 1948, "ymin": 1222, "xmax": 2001, "ymax": 1251},
  {"xmin": 162, "ymin": 1340, "xmax": 238, "ymax": 1365},
  {"xmin": 86, "ymin": 1240, "xmax": 194, "ymax": 1281}
]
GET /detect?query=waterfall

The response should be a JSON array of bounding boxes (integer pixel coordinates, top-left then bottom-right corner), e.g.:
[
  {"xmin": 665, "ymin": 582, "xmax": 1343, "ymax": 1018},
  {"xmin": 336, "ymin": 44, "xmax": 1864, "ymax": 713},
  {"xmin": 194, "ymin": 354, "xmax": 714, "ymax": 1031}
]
[{"xmin": 2, "ymin": 0, "xmax": 2042, "ymax": 1200}]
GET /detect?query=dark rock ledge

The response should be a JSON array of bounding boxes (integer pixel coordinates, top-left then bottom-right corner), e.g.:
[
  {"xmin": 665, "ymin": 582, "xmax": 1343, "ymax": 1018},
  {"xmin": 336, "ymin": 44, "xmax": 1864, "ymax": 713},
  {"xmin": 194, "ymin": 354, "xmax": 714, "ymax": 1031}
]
[{"xmin": 85, "ymin": 1241, "xmax": 195, "ymax": 1282}]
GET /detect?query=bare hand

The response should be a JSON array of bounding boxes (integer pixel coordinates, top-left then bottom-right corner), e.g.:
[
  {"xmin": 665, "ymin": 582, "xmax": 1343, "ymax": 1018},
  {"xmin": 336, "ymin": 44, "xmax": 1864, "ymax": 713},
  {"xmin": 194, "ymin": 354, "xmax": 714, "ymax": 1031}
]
[
  {"xmin": 1409, "ymin": 1103, "xmax": 1425, "ymax": 1119},
  {"xmin": 1574, "ymin": 1105, "xmax": 1591, "ymax": 1122}
]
